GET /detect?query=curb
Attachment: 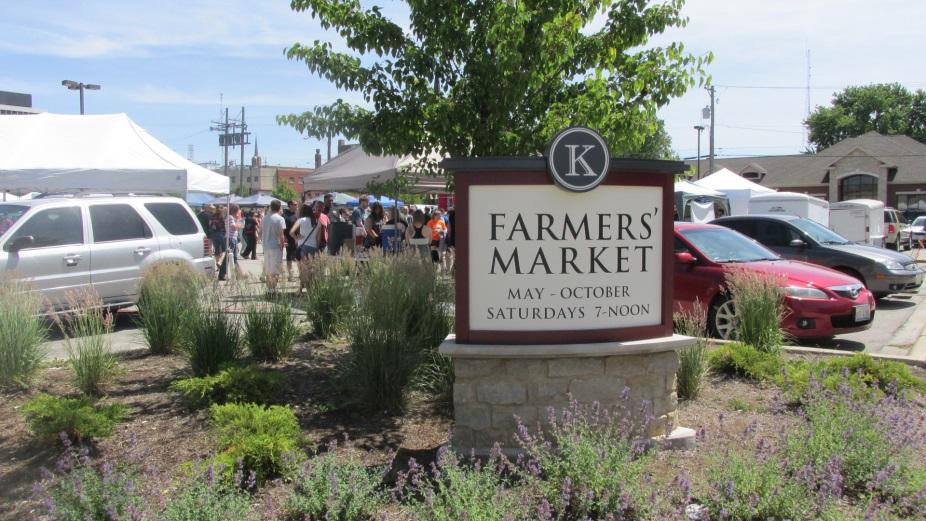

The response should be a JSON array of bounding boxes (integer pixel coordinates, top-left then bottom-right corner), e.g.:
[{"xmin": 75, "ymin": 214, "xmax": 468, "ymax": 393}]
[{"xmin": 705, "ymin": 339, "xmax": 926, "ymax": 368}]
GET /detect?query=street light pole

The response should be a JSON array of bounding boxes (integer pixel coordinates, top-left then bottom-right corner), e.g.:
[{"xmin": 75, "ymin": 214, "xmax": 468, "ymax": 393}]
[
  {"xmin": 694, "ymin": 125, "xmax": 704, "ymax": 179},
  {"xmin": 61, "ymin": 80, "xmax": 101, "ymax": 115}
]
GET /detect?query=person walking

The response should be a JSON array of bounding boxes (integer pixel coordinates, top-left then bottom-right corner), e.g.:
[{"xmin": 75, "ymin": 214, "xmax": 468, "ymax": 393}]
[
  {"xmin": 445, "ymin": 207, "xmax": 456, "ymax": 272},
  {"xmin": 241, "ymin": 210, "xmax": 259, "ymax": 260},
  {"xmin": 407, "ymin": 209, "xmax": 431, "ymax": 258},
  {"xmin": 351, "ymin": 195, "xmax": 371, "ymax": 227},
  {"xmin": 208, "ymin": 205, "xmax": 227, "ymax": 271},
  {"xmin": 219, "ymin": 203, "xmax": 244, "ymax": 280},
  {"xmin": 261, "ymin": 200, "xmax": 286, "ymax": 293},
  {"xmin": 427, "ymin": 208, "xmax": 448, "ymax": 264},
  {"xmin": 290, "ymin": 201, "xmax": 329, "ymax": 290},
  {"xmin": 283, "ymin": 200, "xmax": 299, "ymax": 280},
  {"xmin": 363, "ymin": 202, "xmax": 386, "ymax": 249},
  {"xmin": 197, "ymin": 204, "xmax": 213, "ymax": 232}
]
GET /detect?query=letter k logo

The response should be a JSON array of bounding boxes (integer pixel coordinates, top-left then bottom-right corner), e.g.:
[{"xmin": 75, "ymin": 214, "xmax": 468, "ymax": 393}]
[{"xmin": 564, "ymin": 144, "xmax": 596, "ymax": 176}]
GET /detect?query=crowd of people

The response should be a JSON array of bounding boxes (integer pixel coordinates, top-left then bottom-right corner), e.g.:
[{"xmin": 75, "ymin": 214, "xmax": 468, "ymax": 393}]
[{"xmin": 195, "ymin": 194, "xmax": 455, "ymax": 290}]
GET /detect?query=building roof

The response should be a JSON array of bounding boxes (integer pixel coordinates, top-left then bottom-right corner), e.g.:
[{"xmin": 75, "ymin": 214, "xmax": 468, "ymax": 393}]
[{"xmin": 687, "ymin": 131, "xmax": 926, "ymax": 187}]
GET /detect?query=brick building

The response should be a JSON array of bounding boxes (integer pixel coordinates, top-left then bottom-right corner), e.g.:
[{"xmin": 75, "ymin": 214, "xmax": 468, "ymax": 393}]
[{"xmin": 688, "ymin": 132, "xmax": 926, "ymax": 215}]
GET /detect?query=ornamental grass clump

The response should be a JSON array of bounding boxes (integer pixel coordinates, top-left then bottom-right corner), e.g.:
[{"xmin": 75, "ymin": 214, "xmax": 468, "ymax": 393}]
[
  {"xmin": 137, "ymin": 262, "xmax": 205, "ymax": 355},
  {"xmin": 301, "ymin": 254, "xmax": 356, "ymax": 339},
  {"xmin": 58, "ymin": 291, "xmax": 118, "ymax": 396},
  {"xmin": 673, "ymin": 305, "xmax": 709, "ymax": 401},
  {"xmin": 0, "ymin": 276, "xmax": 47, "ymax": 388},
  {"xmin": 244, "ymin": 300, "xmax": 300, "ymax": 361},
  {"xmin": 183, "ymin": 287, "xmax": 241, "ymax": 377},
  {"xmin": 724, "ymin": 267, "xmax": 785, "ymax": 353}
]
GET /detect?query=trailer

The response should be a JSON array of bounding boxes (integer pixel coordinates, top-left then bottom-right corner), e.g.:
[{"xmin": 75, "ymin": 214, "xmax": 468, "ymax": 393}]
[
  {"xmin": 829, "ymin": 199, "xmax": 885, "ymax": 248},
  {"xmin": 748, "ymin": 192, "xmax": 829, "ymax": 225}
]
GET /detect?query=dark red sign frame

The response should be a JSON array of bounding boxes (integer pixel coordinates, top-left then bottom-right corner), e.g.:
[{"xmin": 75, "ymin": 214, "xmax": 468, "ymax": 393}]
[{"xmin": 444, "ymin": 157, "xmax": 686, "ymax": 345}]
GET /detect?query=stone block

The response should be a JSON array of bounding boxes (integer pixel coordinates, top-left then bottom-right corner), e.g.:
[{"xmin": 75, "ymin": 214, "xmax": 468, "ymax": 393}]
[
  {"xmin": 548, "ymin": 358, "xmax": 603, "ymax": 377},
  {"xmin": 455, "ymin": 404, "xmax": 491, "ymax": 430},
  {"xmin": 491, "ymin": 405, "xmax": 539, "ymax": 433},
  {"xmin": 505, "ymin": 359, "xmax": 547, "ymax": 378},
  {"xmin": 568, "ymin": 376, "xmax": 627, "ymax": 402},
  {"xmin": 455, "ymin": 359, "xmax": 503, "ymax": 378},
  {"xmin": 527, "ymin": 379, "xmax": 570, "ymax": 404},
  {"xmin": 477, "ymin": 381, "xmax": 527, "ymax": 405},
  {"xmin": 453, "ymin": 383, "xmax": 476, "ymax": 404},
  {"xmin": 646, "ymin": 352, "xmax": 678, "ymax": 373},
  {"xmin": 451, "ymin": 426, "xmax": 475, "ymax": 450},
  {"xmin": 604, "ymin": 355, "xmax": 650, "ymax": 377},
  {"xmin": 473, "ymin": 429, "xmax": 510, "ymax": 449}
]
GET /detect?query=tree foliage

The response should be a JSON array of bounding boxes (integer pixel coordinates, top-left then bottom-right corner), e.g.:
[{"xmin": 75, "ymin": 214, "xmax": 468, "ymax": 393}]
[
  {"xmin": 279, "ymin": 0, "xmax": 709, "ymax": 162},
  {"xmin": 806, "ymin": 83, "xmax": 926, "ymax": 150},
  {"xmin": 272, "ymin": 183, "xmax": 300, "ymax": 203}
]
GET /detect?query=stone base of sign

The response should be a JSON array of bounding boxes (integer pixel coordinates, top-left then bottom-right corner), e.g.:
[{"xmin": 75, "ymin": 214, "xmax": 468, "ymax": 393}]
[{"xmin": 439, "ymin": 334, "xmax": 696, "ymax": 454}]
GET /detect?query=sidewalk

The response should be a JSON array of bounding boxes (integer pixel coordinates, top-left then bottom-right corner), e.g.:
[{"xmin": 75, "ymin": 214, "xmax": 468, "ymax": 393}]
[{"xmin": 876, "ymin": 247, "xmax": 926, "ymax": 363}]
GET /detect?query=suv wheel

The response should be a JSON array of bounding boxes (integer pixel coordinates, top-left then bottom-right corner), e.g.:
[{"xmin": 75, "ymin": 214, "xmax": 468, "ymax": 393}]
[{"xmin": 709, "ymin": 295, "xmax": 737, "ymax": 340}]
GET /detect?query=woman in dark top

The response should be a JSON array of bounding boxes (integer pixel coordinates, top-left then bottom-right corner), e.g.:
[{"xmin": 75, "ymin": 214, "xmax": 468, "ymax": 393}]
[
  {"xmin": 406, "ymin": 209, "xmax": 431, "ymax": 257},
  {"xmin": 363, "ymin": 202, "xmax": 386, "ymax": 248},
  {"xmin": 241, "ymin": 211, "xmax": 259, "ymax": 259}
]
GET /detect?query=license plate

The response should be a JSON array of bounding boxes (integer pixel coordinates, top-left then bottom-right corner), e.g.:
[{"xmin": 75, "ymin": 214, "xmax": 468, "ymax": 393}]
[{"xmin": 854, "ymin": 304, "xmax": 871, "ymax": 322}]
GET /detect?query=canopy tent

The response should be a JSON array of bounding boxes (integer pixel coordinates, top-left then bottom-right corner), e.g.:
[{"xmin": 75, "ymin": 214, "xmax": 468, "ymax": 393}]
[
  {"xmin": 693, "ymin": 168, "xmax": 775, "ymax": 215},
  {"xmin": 345, "ymin": 195, "xmax": 404, "ymax": 208},
  {"xmin": 674, "ymin": 180, "xmax": 731, "ymax": 221},
  {"xmin": 185, "ymin": 191, "xmax": 215, "ymax": 207},
  {"xmin": 308, "ymin": 192, "xmax": 358, "ymax": 206},
  {"xmin": 236, "ymin": 193, "xmax": 279, "ymax": 207},
  {"xmin": 205, "ymin": 194, "xmax": 243, "ymax": 206},
  {"xmin": 303, "ymin": 146, "xmax": 447, "ymax": 193},
  {"xmin": 0, "ymin": 113, "xmax": 229, "ymax": 195}
]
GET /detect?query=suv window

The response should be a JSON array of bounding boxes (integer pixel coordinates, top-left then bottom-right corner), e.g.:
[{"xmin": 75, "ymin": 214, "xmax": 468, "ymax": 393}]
[
  {"xmin": 8, "ymin": 206, "xmax": 83, "ymax": 248},
  {"xmin": 90, "ymin": 204, "xmax": 153, "ymax": 242},
  {"xmin": 755, "ymin": 220, "xmax": 799, "ymax": 247},
  {"xmin": 719, "ymin": 219, "xmax": 755, "ymax": 237},
  {"xmin": 144, "ymin": 202, "xmax": 199, "ymax": 235}
]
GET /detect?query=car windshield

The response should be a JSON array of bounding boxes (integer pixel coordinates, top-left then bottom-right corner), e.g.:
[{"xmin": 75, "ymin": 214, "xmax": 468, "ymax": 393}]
[
  {"xmin": 790, "ymin": 218, "xmax": 851, "ymax": 245},
  {"xmin": 680, "ymin": 227, "xmax": 780, "ymax": 263},
  {"xmin": 0, "ymin": 204, "xmax": 29, "ymax": 239},
  {"xmin": 912, "ymin": 216, "xmax": 926, "ymax": 228}
]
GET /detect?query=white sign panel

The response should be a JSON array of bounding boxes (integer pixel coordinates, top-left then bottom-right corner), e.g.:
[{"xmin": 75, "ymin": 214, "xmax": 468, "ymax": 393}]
[{"xmin": 469, "ymin": 184, "xmax": 662, "ymax": 331}]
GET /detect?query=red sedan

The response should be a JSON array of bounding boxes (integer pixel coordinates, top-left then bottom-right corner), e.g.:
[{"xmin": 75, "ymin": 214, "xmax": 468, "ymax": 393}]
[{"xmin": 674, "ymin": 222, "xmax": 875, "ymax": 339}]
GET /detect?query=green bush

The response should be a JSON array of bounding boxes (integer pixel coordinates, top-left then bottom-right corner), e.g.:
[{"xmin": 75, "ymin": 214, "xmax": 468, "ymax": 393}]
[
  {"xmin": 163, "ymin": 468, "xmax": 255, "ymax": 521},
  {"xmin": 344, "ymin": 320, "xmax": 420, "ymax": 413},
  {"xmin": 707, "ymin": 342, "xmax": 784, "ymax": 381},
  {"xmin": 244, "ymin": 301, "xmax": 301, "ymax": 361},
  {"xmin": 169, "ymin": 365, "xmax": 283, "ymax": 408},
  {"xmin": 302, "ymin": 255, "xmax": 356, "ymax": 339},
  {"xmin": 724, "ymin": 267, "xmax": 785, "ymax": 353},
  {"xmin": 184, "ymin": 293, "xmax": 242, "ymax": 377},
  {"xmin": 411, "ymin": 350, "xmax": 455, "ymax": 409},
  {"xmin": 33, "ymin": 446, "xmax": 144, "ymax": 521},
  {"xmin": 137, "ymin": 262, "xmax": 205, "ymax": 355},
  {"xmin": 674, "ymin": 307, "xmax": 708, "ymax": 401},
  {"xmin": 209, "ymin": 403, "xmax": 303, "ymax": 483},
  {"xmin": 285, "ymin": 446, "xmax": 386, "ymax": 520},
  {"xmin": 704, "ymin": 449, "xmax": 818, "ymax": 521},
  {"xmin": 0, "ymin": 277, "xmax": 47, "ymax": 388},
  {"xmin": 22, "ymin": 393, "xmax": 128, "ymax": 444},
  {"xmin": 59, "ymin": 292, "xmax": 118, "ymax": 396}
]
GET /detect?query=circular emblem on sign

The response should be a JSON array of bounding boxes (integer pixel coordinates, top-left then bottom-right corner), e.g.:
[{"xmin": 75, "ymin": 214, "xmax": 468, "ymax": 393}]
[{"xmin": 545, "ymin": 127, "xmax": 611, "ymax": 192}]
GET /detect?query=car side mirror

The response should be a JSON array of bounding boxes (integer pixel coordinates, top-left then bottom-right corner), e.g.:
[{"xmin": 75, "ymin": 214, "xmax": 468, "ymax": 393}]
[
  {"xmin": 789, "ymin": 239, "xmax": 807, "ymax": 248},
  {"xmin": 675, "ymin": 251, "xmax": 697, "ymax": 264},
  {"xmin": 5, "ymin": 235, "xmax": 34, "ymax": 252}
]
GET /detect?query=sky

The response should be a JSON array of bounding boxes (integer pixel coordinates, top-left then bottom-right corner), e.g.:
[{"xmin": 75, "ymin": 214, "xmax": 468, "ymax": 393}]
[{"xmin": 3, "ymin": 0, "xmax": 926, "ymax": 167}]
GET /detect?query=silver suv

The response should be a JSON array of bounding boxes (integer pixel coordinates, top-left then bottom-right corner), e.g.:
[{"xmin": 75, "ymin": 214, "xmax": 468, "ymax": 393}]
[
  {"xmin": 884, "ymin": 208, "xmax": 912, "ymax": 251},
  {"xmin": 0, "ymin": 196, "xmax": 214, "ymax": 311}
]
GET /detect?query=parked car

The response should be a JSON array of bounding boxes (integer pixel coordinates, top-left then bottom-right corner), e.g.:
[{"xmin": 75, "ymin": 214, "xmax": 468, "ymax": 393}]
[
  {"xmin": 712, "ymin": 214, "xmax": 923, "ymax": 299},
  {"xmin": 0, "ymin": 196, "xmax": 215, "ymax": 311},
  {"xmin": 911, "ymin": 215, "xmax": 926, "ymax": 246},
  {"xmin": 674, "ymin": 222, "xmax": 875, "ymax": 339},
  {"xmin": 884, "ymin": 207, "xmax": 912, "ymax": 251}
]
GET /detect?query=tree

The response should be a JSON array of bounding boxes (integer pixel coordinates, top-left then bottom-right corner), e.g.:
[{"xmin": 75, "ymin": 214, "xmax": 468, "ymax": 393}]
[
  {"xmin": 806, "ymin": 83, "xmax": 926, "ymax": 150},
  {"xmin": 279, "ymin": 0, "xmax": 710, "ymax": 165},
  {"xmin": 272, "ymin": 183, "xmax": 299, "ymax": 203}
]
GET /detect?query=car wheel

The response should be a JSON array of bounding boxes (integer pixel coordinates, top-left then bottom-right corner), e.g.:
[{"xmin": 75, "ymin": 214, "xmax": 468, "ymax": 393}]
[
  {"xmin": 891, "ymin": 240, "xmax": 901, "ymax": 251},
  {"xmin": 709, "ymin": 295, "xmax": 737, "ymax": 340}
]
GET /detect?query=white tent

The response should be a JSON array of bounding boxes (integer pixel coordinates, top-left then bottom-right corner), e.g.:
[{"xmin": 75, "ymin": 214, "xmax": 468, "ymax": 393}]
[
  {"xmin": 303, "ymin": 146, "xmax": 447, "ymax": 193},
  {"xmin": 674, "ymin": 180, "xmax": 731, "ymax": 220},
  {"xmin": 0, "ymin": 113, "xmax": 229, "ymax": 195},
  {"xmin": 693, "ymin": 168, "xmax": 775, "ymax": 215}
]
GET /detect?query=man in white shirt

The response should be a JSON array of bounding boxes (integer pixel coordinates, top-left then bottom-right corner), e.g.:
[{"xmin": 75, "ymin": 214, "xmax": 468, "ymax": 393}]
[{"xmin": 261, "ymin": 199, "xmax": 287, "ymax": 292}]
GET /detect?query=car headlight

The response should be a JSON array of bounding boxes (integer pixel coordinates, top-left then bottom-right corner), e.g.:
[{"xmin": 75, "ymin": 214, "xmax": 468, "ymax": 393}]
[
  {"xmin": 883, "ymin": 260, "xmax": 905, "ymax": 271},
  {"xmin": 782, "ymin": 286, "xmax": 828, "ymax": 299}
]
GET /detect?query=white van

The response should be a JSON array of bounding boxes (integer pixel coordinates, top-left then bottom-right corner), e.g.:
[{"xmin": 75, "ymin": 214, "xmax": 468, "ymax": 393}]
[
  {"xmin": 829, "ymin": 199, "xmax": 886, "ymax": 248},
  {"xmin": 747, "ymin": 192, "xmax": 829, "ymax": 226},
  {"xmin": 0, "ymin": 195, "xmax": 215, "ymax": 311}
]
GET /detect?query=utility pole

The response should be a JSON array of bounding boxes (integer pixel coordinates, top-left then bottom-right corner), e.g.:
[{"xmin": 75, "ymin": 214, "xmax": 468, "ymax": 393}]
[
  {"xmin": 61, "ymin": 80, "xmax": 101, "ymax": 115},
  {"xmin": 223, "ymin": 108, "xmax": 229, "ymax": 185},
  {"xmin": 239, "ymin": 107, "xmax": 246, "ymax": 194},
  {"xmin": 694, "ymin": 125, "xmax": 705, "ymax": 179},
  {"xmin": 210, "ymin": 106, "xmax": 249, "ymax": 195},
  {"xmin": 707, "ymin": 85, "xmax": 716, "ymax": 176}
]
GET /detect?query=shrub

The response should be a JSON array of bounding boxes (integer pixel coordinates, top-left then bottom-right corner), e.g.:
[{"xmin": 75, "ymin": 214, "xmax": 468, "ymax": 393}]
[
  {"xmin": 515, "ymin": 398, "xmax": 655, "ymax": 519},
  {"xmin": 22, "ymin": 393, "xmax": 128, "ymax": 444},
  {"xmin": 818, "ymin": 353, "xmax": 926, "ymax": 394},
  {"xmin": 285, "ymin": 440, "xmax": 386, "ymax": 520},
  {"xmin": 137, "ymin": 262, "xmax": 205, "ymax": 355},
  {"xmin": 707, "ymin": 342, "xmax": 784, "ymax": 381},
  {"xmin": 0, "ymin": 277, "xmax": 47, "ymax": 388},
  {"xmin": 184, "ymin": 291, "xmax": 242, "ymax": 376},
  {"xmin": 59, "ymin": 292, "xmax": 118, "ymax": 396},
  {"xmin": 33, "ymin": 443, "xmax": 144, "ymax": 521},
  {"xmin": 724, "ymin": 267, "xmax": 785, "ymax": 353},
  {"xmin": 163, "ymin": 465, "xmax": 255, "ymax": 521},
  {"xmin": 673, "ymin": 306, "xmax": 708, "ymax": 401},
  {"xmin": 302, "ymin": 255, "xmax": 356, "ymax": 339},
  {"xmin": 411, "ymin": 350, "xmax": 455, "ymax": 409},
  {"xmin": 245, "ymin": 301, "xmax": 301, "ymax": 361},
  {"xmin": 170, "ymin": 365, "xmax": 283, "ymax": 408},
  {"xmin": 343, "ymin": 318, "xmax": 420, "ymax": 413},
  {"xmin": 401, "ymin": 448, "xmax": 531, "ymax": 521},
  {"xmin": 209, "ymin": 403, "xmax": 303, "ymax": 483}
]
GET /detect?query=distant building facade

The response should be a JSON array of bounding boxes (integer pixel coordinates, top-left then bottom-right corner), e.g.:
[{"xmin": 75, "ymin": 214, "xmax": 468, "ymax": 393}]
[
  {"xmin": 688, "ymin": 132, "xmax": 926, "ymax": 215},
  {"xmin": 0, "ymin": 90, "xmax": 44, "ymax": 115}
]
